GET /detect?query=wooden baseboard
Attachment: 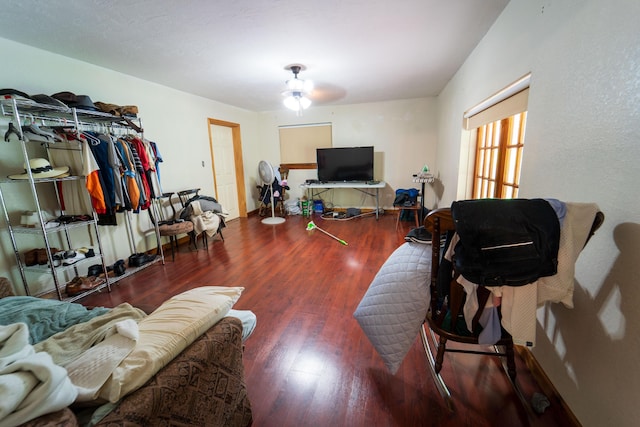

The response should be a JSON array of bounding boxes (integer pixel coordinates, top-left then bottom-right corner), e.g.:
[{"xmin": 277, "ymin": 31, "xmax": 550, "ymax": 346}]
[{"xmin": 515, "ymin": 346, "xmax": 581, "ymax": 426}]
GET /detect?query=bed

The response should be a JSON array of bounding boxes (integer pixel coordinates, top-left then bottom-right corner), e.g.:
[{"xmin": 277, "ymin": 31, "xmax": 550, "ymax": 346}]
[{"xmin": 0, "ymin": 278, "xmax": 253, "ymax": 427}]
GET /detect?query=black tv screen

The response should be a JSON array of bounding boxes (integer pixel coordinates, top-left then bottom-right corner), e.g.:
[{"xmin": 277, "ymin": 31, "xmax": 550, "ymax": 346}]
[{"xmin": 316, "ymin": 146, "xmax": 374, "ymax": 182}]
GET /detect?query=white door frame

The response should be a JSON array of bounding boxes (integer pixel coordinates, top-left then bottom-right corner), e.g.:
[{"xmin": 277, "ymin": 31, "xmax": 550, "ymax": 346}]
[{"xmin": 207, "ymin": 118, "xmax": 247, "ymax": 217}]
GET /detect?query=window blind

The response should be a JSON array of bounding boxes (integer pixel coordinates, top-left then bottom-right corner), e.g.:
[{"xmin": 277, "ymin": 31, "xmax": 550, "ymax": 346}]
[
  {"xmin": 463, "ymin": 73, "xmax": 531, "ymax": 130},
  {"xmin": 279, "ymin": 123, "xmax": 332, "ymax": 167}
]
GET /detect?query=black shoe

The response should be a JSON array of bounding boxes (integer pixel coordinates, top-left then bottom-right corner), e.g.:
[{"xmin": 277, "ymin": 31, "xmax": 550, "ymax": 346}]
[
  {"xmin": 113, "ymin": 259, "xmax": 126, "ymax": 276},
  {"xmin": 128, "ymin": 253, "xmax": 156, "ymax": 267},
  {"xmin": 87, "ymin": 264, "xmax": 103, "ymax": 277}
]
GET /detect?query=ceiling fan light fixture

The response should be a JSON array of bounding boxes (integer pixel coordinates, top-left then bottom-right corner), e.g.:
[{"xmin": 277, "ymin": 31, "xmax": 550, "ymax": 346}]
[
  {"xmin": 283, "ymin": 64, "xmax": 313, "ymax": 114},
  {"xmin": 283, "ymin": 93, "xmax": 312, "ymax": 111}
]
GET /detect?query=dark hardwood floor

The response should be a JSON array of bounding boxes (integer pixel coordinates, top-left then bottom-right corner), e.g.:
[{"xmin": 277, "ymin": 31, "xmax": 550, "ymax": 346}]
[{"xmin": 80, "ymin": 212, "xmax": 577, "ymax": 427}]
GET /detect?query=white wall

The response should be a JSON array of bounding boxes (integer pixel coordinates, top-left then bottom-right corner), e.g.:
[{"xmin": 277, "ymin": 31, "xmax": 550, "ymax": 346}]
[
  {"xmin": 436, "ymin": 0, "xmax": 640, "ymax": 425},
  {"xmin": 0, "ymin": 37, "xmax": 259, "ymax": 292},
  {"xmin": 0, "ymin": 37, "xmax": 438, "ymax": 294},
  {"xmin": 259, "ymin": 98, "xmax": 438, "ymax": 211}
]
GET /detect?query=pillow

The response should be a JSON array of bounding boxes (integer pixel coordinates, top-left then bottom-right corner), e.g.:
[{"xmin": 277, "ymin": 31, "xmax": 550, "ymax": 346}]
[
  {"xmin": 98, "ymin": 286, "xmax": 243, "ymax": 402},
  {"xmin": 353, "ymin": 242, "xmax": 431, "ymax": 374}
]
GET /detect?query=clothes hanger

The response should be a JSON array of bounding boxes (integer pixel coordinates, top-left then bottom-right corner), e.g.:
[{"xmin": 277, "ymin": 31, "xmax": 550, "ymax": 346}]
[
  {"xmin": 23, "ymin": 114, "xmax": 59, "ymax": 142},
  {"xmin": 4, "ymin": 122, "xmax": 26, "ymax": 142},
  {"xmin": 81, "ymin": 131, "xmax": 101, "ymax": 146}
]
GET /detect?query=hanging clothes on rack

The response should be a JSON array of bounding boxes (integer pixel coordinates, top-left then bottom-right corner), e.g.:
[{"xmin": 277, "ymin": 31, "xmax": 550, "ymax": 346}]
[
  {"xmin": 138, "ymin": 137, "xmax": 161, "ymax": 199},
  {"xmin": 84, "ymin": 131, "xmax": 117, "ymax": 225},
  {"xmin": 149, "ymin": 140, "xmax": 163, "ymax": 194},
  {"xmin": 124, "ymin": 136, "xmax": 152, "ymax": 211},
  {"xmin": 48, "ymin": 130, "xmax": 106, "ymax": 215},
  {"xmin": 115, "ymin": 138, "xmax": 142, "ymax": 211},
  {"xmin": 103, "ymin": 133, "xmax": 125, "ymax": 212},
  {"xmin": 113, "ymin": 138, "xmax": 134, "ymax": 212}
]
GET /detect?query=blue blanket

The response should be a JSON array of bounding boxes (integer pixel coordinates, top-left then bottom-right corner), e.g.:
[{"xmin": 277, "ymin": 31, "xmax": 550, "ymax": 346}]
[{"xmin": 0, "ymin": 296, "xmax": 109, "ymax": 344}]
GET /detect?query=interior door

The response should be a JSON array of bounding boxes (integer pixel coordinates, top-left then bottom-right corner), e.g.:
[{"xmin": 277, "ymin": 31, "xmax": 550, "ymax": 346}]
[{"xmin": 208, "ymin": 119, "xmax": 246, "ymax": 220}]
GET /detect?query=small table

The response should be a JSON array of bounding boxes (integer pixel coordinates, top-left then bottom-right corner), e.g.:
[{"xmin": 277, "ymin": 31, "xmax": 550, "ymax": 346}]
[{"xmin": 300, "ymin": 181, "xmax": 386, "ymax": 219}]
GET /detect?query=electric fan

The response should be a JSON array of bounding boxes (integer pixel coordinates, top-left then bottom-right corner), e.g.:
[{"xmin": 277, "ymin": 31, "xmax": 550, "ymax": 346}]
[{"xmin": 258, "ymin": 160, "xmax": 286, "ymax": 225}]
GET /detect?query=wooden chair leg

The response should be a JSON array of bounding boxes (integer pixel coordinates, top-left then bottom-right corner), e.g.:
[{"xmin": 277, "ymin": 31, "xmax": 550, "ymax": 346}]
[
  {"xmin": 189, "ymin": 231, "xmax": 198, "ymax": 250},
  {"xmin": 505, "ymin": 342, "xmax": 517, "ymax": 382},
  {"xmin": 435, "ymin": 335, "xmax": 448, "ymax": 373},
  {"xmin": 169, "ymin": 236, "xmax": 176, "ymax": 262},
  {"xmin": 420, "ymin": 323, "xmax": 454, "ymax": 411},
  {"xmin": 395, "ymin": 208, "xmax": 402, "ymax": 230}
]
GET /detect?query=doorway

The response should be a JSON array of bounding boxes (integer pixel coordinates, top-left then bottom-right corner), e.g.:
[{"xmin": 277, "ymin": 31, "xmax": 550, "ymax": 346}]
[{"xmin": 207, "ymin": 118, "xmax": 247, "ymax": 220}]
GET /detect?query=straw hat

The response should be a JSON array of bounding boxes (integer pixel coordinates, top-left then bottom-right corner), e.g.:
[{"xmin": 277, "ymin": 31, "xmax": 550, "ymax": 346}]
[{"xmin": 9, "ymin": 158, "xmax": 69, "ymax": 180}]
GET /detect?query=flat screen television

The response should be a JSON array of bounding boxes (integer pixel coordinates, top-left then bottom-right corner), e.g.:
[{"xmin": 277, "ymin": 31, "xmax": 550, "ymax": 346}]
[{"xmin": 316, "ymin": 146, "xmax": 374, "ymax": 182}]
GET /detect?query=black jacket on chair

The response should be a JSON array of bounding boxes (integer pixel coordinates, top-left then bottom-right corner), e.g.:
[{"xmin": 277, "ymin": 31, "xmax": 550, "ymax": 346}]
[{"xmin": 451, "ymin": 198, "xmax": 561, "ymax": 287}]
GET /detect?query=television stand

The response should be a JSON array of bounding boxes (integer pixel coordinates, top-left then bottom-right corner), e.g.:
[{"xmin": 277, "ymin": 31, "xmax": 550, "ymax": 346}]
[{"xmin": 300, "ymin": 181, "xmax": 386, "ymax": 219}]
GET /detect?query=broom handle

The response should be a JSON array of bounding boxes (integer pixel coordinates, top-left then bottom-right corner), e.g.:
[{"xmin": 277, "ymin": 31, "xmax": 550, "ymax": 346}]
[{"xmin": 315, "ymin": 225, "xmax": 348, "ymax": 245}]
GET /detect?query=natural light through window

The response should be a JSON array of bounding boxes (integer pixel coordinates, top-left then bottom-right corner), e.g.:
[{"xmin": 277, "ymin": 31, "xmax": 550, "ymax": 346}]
[{"xmin": 472, "ymin": 111, "xmax": 527, "ymax": 199}]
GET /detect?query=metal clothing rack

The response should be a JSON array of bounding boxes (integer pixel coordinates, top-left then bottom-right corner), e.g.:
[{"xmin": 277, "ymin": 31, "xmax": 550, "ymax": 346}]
[{"xmin": 0, "ymin": 96, "xmax": 162, "ymax": 300}]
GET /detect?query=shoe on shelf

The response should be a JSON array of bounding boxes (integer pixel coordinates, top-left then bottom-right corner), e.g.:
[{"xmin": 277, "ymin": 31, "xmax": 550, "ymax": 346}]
[
  {"xmin": 112, "ymin": 259, "xmax": 126, "ymax": 276},
  {"xmin": 62, "ymin": 252, "xmax": 85, "ymax": 266},
  {"xmin": 53, "ymin": 249, "xmax": 76, "ymax": 264},
  {"xmin": 24, "ymin": 249, "xmax": 38, "ymax": 266},
  {"xmin": 65, "ymin": 275, "xmax": 105, "ymax": 296},
  {"xmin": 87, "ymin": 264, "xmax": 103, "ymax": 277},
  {"xmin": 77, "ymin": 247, "xmax": 95, "ymax": 257},
  {"xmin": 128, "ymin": 253, "xmax": 156, "ymax": 267},
  {"xmin": 37, "ymin": 248, "xmax": 60, "ymax": 265},
  {"xmin": 56, "ymin": 247, "xmax": 95, "ymax": 266}
]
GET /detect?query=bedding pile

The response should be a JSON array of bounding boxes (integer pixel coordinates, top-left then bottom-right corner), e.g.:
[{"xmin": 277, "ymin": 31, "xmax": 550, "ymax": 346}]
[
  {"xmin": 0, "ymin": 286, "xmax": 244, "ymax": 425},
  {"xmin": 0, "ymin": 323, "xmax": 77, "ymax": 427}
]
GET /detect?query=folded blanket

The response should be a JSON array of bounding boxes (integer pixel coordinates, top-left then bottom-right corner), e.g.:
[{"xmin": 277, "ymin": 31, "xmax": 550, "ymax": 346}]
[
  {"xmin": 0, "ymin": 323, "xmax": 77, "ymax": 427},
  {"xmin": 34, "ymin": 303, "xmax": 146, "ymax": 367},
  {"xmin": 190, "ymin": 200, "xmax": 222, "ymax": 237},
  {"xmin": 66, "ymin": 319, "xmax": 139, "ymax": 402},
  {"xmin": 0, "ymin": 297, "xmax": 109, "ymax": 344}
]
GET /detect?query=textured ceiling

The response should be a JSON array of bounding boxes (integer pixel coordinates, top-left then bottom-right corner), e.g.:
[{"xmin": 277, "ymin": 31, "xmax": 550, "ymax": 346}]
[{"xmin": 0, "ymin": 0, "xmax": 509, "ymax": 112}]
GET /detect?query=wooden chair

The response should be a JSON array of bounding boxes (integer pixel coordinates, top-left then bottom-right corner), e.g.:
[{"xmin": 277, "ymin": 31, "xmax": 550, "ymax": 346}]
[
  {"xmin": 421, "ymin": 204, "xmax": 604, "ymax": 412},
  {"xmin": 153, "ymin": 192, "xmax": 196, "ymax": 261},
  {"xmin": 394, "ymin": 188, "xmax": 421, "ymax": 230},
  {"xmin": 395, "ymin": 203, "xmax": 421, "ymax": 230}
]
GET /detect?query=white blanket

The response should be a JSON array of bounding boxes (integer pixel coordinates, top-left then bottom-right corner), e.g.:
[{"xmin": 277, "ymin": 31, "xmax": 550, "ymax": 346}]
[{"xmin": 0, "ymin": 323, "xmax": 77, "ymax": 427}]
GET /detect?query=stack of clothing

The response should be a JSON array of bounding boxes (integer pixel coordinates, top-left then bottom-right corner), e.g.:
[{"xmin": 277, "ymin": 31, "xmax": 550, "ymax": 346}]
[{"xmin": 404, "ymin": 226, "xmax": 432, "ymax": 244}]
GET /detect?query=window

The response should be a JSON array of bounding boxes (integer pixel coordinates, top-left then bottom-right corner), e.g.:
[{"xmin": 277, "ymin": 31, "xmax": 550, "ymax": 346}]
[
  {"xmin": 463, "ymin": 73, "xmax": 530, "ymax": 199},
  {"xmin": 473, "ymin": 111, "xmax": 527, "ymax": 198}
]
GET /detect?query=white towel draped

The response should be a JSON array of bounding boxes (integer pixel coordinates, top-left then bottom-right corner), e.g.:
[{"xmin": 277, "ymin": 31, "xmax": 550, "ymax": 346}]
[{"xmin": 0, "ymin": 323, "xmax": 77, "ymax": 427}]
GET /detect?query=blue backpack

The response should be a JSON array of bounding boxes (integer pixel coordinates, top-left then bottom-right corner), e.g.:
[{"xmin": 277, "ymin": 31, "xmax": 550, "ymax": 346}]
[{"xmin": 393, "ymin": 188, "xmax": 419, "ymax": 207}]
